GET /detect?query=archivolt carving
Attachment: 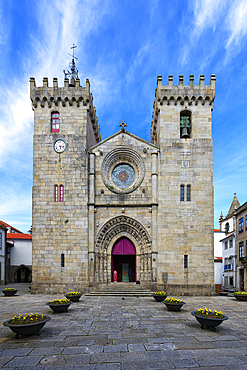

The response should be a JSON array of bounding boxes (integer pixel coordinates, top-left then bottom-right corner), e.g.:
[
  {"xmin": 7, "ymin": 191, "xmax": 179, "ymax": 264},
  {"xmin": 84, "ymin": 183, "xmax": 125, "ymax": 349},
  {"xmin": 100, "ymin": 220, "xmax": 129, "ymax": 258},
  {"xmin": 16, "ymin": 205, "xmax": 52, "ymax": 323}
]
[
  {"xmin": 95, "ymin": 215, "xmax": 151, "ymax": 255},
  {"xmin": 101, "ymin": 147, "xmax": 145, "ymax": 194}
]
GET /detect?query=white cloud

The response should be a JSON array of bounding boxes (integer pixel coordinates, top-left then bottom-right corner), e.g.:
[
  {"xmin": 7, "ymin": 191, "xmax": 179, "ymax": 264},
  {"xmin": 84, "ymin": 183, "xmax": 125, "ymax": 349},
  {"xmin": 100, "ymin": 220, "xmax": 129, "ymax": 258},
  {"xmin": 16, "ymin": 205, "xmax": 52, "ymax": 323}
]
[
  {"xmin": 226, "ymin": 0, "xmax": 247, "ymax": 48},
  {"xmin": 193, "ymin": 0, "xmax": 225, "ymax": 33}
]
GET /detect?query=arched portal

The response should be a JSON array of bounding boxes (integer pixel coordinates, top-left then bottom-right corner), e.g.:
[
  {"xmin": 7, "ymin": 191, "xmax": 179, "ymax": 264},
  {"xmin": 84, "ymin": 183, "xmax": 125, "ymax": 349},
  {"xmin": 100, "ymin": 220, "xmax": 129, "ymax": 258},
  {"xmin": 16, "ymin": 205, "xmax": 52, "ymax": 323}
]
[
  {"xmin": 94, "ymin": 215, "xmax": 152, "ymax": 284},
  {"xmin": 112, "ymin": 237, "xmax": 136, "ymax": 282}
]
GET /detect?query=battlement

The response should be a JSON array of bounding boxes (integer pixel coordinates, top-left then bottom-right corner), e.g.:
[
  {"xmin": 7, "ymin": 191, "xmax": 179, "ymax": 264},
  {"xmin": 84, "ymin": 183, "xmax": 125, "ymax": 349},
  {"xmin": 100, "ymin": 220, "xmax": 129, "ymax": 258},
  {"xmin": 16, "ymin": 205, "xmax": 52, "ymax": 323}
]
[
  {"xmin": 155, "ymin": 74, "xmax": 216, "ymax": 107},
  {"xmin": 30, "ymin": 77, "xmax": 100, "ymax": 142}
]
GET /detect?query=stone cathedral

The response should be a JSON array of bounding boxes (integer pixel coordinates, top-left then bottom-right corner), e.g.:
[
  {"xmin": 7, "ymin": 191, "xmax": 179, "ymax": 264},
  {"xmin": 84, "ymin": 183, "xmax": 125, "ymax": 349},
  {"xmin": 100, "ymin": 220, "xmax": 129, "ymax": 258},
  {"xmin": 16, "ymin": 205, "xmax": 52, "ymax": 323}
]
[{"xmin": 30, "ymin": 64, "xmax": 215, "ymax": 295}]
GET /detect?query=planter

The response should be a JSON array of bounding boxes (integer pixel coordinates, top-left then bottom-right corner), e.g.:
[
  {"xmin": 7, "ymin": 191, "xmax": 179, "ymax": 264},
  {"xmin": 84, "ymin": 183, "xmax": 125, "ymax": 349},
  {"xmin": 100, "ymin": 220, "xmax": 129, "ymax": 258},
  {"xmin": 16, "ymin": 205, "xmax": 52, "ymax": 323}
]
[
  {"xmin": 64, "ymin": 294, "xmax": 81, "ymax": 302},
  {"xmin": 164, "ymin": 301, "xmax": 185, "ymax": 311},
  {"xmin": 46, "ymin": 301, "xmax": 72, "ymax": 313},
  {"xmin": 234, "ymin": 294, "xmax": 247, "ymax": 301},
  {"xmin": 2, "ymin": 289, "xmax": 18, "ymax": 297},
  {"xmin": 3, "ymin": 315, "xmax": 50, "ymax": 339},
  {"xmin": 191, "ymin": 311, "xmax": 228, "ymax": 329},
  {"xmin": 153, "ymin": 294, "xmax": 167, "ymax": 302}
]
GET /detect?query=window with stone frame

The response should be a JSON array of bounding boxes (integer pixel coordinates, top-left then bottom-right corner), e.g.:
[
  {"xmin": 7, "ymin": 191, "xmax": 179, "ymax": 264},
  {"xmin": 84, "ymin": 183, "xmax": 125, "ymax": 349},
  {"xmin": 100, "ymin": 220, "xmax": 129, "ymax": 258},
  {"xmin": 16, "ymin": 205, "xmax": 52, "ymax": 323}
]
[
  {"xmin": 51, "ymin": 112, "xmax": 60, "ymax": 133},
  {"xmin": 54, "ymin": 185, "xmax": 58, "ymax": 202},
  {"xmin": 180, "ymin": 185, "xmax": 184, "ymax": 201},
  {"xmin": 59, "ymin": 185, "xmax": 64, "ymax": 202},
  {"xmin": 239, "ymin": 241, "xmax": 244, "ymax": 258},
  {"xmin": 229, "ymin": 239, "xmax": 233, "ymax": 248},
  {"xmin": 186, "ymin": 185, "xmax": 191, "ymax": 201},
  {"xmin": 239, "ymin": 217, "xmax": 244, "ymax": 234},
  {"xmin": 224, "ymin": 241, "xmax": 228, "ymax": 250},
  {"xmin": 225, "ymin": 222, "xmax": 229, "ymax": 233},
  {"xmin": 180, "ymin": 110, "xmax": 191, "ymax": 138}
]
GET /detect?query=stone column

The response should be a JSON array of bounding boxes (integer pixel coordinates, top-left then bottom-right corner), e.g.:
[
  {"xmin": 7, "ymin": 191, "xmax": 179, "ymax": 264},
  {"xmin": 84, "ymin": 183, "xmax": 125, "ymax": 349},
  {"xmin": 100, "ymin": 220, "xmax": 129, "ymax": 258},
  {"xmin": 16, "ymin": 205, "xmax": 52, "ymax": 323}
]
[
  {"xmin": 88, "ymin": 153, "xmax": 95, "ymax": 285},
  {"xmin": 151, "ymin": 152, "xmax": 158, "ymax": 282}
]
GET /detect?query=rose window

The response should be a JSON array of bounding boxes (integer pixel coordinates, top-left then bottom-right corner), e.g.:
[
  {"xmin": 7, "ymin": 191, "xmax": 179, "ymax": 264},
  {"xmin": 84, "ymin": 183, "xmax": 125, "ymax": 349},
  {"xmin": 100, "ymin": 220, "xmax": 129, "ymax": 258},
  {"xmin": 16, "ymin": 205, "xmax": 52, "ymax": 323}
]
[{"xmin": 111, "ymin": 164, "xmax": 135, "ymax": 189}]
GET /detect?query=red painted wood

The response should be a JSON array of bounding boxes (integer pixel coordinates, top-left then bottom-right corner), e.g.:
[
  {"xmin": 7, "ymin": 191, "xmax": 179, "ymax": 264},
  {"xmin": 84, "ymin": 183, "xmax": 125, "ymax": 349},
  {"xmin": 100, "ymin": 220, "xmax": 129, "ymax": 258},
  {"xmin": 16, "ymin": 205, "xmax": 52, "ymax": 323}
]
[{"xmin": 112, "ymin": 237, "xmax": 136, "ymax": 255}]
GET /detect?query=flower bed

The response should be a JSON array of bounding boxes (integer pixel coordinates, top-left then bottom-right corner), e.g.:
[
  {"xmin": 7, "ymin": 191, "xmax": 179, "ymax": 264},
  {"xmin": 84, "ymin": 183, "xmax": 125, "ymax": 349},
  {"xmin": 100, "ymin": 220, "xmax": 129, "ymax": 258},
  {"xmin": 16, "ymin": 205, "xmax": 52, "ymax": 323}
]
[
  {"xmin": 3, "ymin": 313, "xmax": 50, "ymax": 338},
  {"xmin": 10, "ymin": 313, "xmax": 46, "ymax": 325},
  {"xmin": 2, "ymin": 288, "xmax": 18, "ymax": 296},
  {"xmin": 234, "ymin": 292, "xmax": 247, "ymax": 301},
  {"xmin": 46, "ymin": 298, "xmax": 72, "ymax": 313},
  {"xmin": 194, "ymin": 308, "xmax": 224, "ymax": 319}
]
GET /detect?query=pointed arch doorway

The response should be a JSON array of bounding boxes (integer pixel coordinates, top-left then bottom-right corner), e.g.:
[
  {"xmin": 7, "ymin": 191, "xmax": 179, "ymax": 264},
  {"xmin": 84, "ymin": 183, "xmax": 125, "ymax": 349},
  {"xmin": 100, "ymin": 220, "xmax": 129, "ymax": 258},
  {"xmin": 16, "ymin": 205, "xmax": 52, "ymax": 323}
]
[{"xmin": 111, "ymin": 237, "xmax": 136, "ymax": 282}]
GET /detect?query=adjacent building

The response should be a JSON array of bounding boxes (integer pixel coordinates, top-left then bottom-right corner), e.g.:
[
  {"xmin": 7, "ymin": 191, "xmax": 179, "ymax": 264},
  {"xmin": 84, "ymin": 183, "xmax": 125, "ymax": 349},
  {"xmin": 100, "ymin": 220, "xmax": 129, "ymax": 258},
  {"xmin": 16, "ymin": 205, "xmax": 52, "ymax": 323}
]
[{"xmin": 235, "ymin": 202, "xmax": 247, "ymax": 291}]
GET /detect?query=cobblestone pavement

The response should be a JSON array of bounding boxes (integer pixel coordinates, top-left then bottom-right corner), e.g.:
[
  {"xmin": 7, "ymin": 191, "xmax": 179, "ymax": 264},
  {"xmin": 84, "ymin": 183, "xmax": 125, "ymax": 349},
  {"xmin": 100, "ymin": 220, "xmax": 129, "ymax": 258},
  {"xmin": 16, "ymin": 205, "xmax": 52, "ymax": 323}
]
[{"xmin": 0, "ymin": 286, "xmax": 247, "ymax": 369}]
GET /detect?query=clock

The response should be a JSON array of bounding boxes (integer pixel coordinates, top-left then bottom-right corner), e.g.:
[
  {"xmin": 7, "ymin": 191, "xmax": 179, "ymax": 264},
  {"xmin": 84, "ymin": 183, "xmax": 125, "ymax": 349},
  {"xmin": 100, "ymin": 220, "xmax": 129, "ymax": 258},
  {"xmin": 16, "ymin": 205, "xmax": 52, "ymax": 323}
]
[{"xmin": 53, "ymin": 139, "xmax": 66, "ymax": 153}]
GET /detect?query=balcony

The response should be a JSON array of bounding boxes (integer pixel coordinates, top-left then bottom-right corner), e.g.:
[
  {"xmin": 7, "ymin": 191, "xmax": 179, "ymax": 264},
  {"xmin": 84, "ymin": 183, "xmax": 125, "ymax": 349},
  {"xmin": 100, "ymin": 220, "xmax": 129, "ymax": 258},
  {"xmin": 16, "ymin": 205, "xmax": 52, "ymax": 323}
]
[{"xmin": 224, "ymin": 264, "xmax": 233, "ymax": 271}]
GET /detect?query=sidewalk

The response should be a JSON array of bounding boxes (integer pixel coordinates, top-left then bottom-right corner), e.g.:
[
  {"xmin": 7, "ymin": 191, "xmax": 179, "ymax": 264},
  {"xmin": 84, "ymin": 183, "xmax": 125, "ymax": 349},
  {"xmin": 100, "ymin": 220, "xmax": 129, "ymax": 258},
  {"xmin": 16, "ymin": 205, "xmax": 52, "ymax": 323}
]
[{"xmin": 0, "ymin": 289, "xmax": 247, "ymax": 369}]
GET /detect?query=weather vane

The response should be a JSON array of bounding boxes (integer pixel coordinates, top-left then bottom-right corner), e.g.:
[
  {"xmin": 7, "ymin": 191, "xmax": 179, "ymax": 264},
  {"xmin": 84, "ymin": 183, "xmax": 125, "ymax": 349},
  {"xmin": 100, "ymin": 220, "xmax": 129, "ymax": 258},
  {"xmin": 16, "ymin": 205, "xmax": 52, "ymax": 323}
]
[{"xmin": 63, "ymin": 44, "xmax": 79, "ymax": 84}]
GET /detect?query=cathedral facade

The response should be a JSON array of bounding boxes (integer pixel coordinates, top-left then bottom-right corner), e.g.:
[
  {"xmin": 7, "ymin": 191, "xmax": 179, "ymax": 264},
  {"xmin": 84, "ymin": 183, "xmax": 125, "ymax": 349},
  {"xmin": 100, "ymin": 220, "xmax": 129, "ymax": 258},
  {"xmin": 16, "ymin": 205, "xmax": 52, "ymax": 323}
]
[{"xmin": 30, "ymin": 73, "xmax": 215, "ymax": 295}]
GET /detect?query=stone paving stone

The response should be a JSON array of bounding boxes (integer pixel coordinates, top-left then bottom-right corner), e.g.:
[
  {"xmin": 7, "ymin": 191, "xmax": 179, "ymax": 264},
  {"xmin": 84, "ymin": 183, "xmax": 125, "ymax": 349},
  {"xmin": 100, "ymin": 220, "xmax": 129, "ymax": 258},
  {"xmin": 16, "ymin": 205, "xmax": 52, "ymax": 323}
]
[
  {"xmin": 62, "ymin": 346, "xmax": 103, "ymax": 355},
  {"xmin": 170, "ymin": 358, "xmax": 200, "ymax": 368},
  {"xmin": 0, "ymin": 357, "xmax": 14, "ymax": 367},
  {"xmin": 77, "ymin": 340, "xmax": 96, "ymax": 346},
  {"xmin": 39, "ymin": 355, "xmax": 67, "ymax": 366},
  {"xmin": 113, "ymin": 338, "xmax": 147, "ymax": 344},
  {"xmin": 146, "ymin": 337, "xmax": 172, "ymax": 343},
  {"xmin": 103, "ymin": 344, "xmax": 127, "ymax": 352},
  {"xmin": 162, "ymin": 350, "xmax": 181, "ymax": 359},
  {"xmin": 3, "ymin": 355, "xmax": 44, "ymax": 367},
  {"xmin": 122, "ymin": 360, "xmax": 175, "ymax": 369},
  {"xmin": 0, "ymin": 348, "xmax": 33, "ymax": 357},
  {"xmin": 128, "ymin": 343, "xmax": 146, "ymax": 352},
  {"xmin": 145, "ymin": 350, "xmax": 165, "ymax": 360},
  {"xmin": 90, "ymin": 353, "xmax": 121, "ymax": 363},
  {"xmin": 195, "ymin": 356, "xmax": 245, "ymax": 367},
  {"xmin": 177, "ymin": 349, "xmax": 199, "ymax": 358},
  {"xmin": 120, "ymin": 351, "xmax": 147, "ymax": 362},
  {"xmin": 144, "ymin": 342, "xmax": 177, "ymax": 351},
  {"xmin": 31, "ymin": 347, "xmax": 64, "ymax": 355},
  {"xmin": 227, "ymin": 365, "xmax": 247, "ymax": 370},
  {"xmin": 173, "ymin": 341, "xmax": 216, "ymax": 350}
]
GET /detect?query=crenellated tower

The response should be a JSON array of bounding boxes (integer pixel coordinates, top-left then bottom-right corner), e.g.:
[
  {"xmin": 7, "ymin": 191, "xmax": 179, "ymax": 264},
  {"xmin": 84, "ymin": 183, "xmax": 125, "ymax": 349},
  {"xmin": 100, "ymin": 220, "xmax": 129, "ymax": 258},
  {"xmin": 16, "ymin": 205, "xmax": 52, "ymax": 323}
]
[
  {"xmin": 151, "ymin": 75, "xmax": 216, "ymax": 295},
  {"xmin": 30, "ymin": 74, "xmax": 100, "ymax": 293}
]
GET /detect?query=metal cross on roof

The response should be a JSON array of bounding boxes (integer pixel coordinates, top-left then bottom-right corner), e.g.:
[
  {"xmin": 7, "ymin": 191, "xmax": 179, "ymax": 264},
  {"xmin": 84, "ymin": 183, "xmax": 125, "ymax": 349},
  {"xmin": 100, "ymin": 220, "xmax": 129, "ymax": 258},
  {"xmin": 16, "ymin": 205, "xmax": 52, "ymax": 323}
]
[
  {"xmin": 119, "ymin": 121, "xmax": 127, "ymax": 131},
  {"xmin": 63, "ymin": 44, "xmax": 79, "ymax": 82}
]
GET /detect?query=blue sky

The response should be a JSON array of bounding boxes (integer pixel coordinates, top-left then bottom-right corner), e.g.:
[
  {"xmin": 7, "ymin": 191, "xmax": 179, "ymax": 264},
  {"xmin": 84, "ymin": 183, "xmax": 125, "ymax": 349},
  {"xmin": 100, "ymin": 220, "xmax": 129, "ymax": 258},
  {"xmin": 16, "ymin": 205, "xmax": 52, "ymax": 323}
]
[{"xmin": 0, "ymin": 0, "xmax": 246, "ymax": 233}]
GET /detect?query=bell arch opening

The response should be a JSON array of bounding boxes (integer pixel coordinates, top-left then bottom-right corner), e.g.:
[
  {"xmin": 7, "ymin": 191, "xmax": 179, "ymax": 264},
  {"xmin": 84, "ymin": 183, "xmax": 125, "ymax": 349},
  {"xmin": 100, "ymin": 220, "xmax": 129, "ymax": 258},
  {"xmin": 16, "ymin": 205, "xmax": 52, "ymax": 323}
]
[{"xmin": 111, "ymin": 237, "xmax": 136, "ymax": 282}]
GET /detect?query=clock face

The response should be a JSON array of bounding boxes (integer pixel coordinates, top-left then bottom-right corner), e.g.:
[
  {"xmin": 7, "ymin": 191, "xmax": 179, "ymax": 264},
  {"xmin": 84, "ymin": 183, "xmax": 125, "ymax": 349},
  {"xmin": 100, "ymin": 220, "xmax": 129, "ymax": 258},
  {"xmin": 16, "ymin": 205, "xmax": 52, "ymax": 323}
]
[{"xmin": 53, "ymin": 139, "xmax": 66, "ymax": 153}]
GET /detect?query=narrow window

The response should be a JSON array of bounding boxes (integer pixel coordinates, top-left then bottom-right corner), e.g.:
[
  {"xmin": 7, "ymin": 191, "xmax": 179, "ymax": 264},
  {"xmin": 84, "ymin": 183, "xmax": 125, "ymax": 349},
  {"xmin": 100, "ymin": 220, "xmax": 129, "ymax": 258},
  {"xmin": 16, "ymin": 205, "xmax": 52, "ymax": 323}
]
[
  {"xmin": 180, "ymin": 110, "xmax": 191, "ymax": 138},
  {"xmin": 229, "ymin": 239, "xmax": 233, "ymax": 248},
  {"xmin": 224, "ymin": 241, "xmax": 228, "ymax": 250},
  {"xmin": 0, "ymin": 233, "xmax": 2, "ymax": 250},
  {"xmin": 239, "ymin": 218, "xmax": 244, "ymax": 234},
  {"xmin": 184, "ymin": 255, "xmax": 188, "ymax": 268},
  {"xmin": 61, "ymin": 253, "xmax": 65, "ymax": 267},
  {"xmin": 246, "ymin": 215, "xmax": 247, "ymax": 231},
  {"xmin": 224, "ymin": 276, "xmax": 228, "ymax": 287},
  {"xmin": 51, "ymin": 112, "xmax": 60, "ymax": 133},
  {"xmin": 239, "ymin": 241, "xmax": 244, "ymax": 258},
  {"xmin": 54, "ymin": 185, "xmax": 58, "ymax": 202},
  {"xmin": 60, "ymin": 185, "xmax": 64, "ymax": 202},
  {"xmin": 186, "ymin": 185, "xmax": 191, "ymax": 201},
  {"xmin": 180, "ymin": 185, "xmax": 184, "ymax": 201},
  {"xmin": 229, "ymin": 277, "xmax": 233, "ymax": 286},
  {"xmin": 246, "ymin": 240, "xmax": 247, "ymax": 256}
]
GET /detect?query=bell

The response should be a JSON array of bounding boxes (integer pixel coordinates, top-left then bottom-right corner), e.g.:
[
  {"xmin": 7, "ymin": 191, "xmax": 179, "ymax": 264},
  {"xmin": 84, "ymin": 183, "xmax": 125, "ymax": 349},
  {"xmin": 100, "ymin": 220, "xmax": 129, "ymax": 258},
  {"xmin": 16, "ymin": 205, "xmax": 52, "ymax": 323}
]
[
  {"xmin": 69, "ymin": 77, "xmax": 75, "ymax": 87},
  {"xmin": 181, "ymin": 127, "xmax": 189, "ymax": 138}
]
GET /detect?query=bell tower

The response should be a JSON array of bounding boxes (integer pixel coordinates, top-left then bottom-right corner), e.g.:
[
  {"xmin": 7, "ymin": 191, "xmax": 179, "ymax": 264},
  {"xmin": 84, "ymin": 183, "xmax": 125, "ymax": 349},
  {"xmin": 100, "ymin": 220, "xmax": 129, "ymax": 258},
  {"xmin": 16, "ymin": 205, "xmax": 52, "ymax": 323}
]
[
  {"xmin": 151, "ymin": 74, "xmax": 216, "ymax": 295},
  {"xmin": 30, "ymin": 53, "xmax": 101, "ymax": 293}
]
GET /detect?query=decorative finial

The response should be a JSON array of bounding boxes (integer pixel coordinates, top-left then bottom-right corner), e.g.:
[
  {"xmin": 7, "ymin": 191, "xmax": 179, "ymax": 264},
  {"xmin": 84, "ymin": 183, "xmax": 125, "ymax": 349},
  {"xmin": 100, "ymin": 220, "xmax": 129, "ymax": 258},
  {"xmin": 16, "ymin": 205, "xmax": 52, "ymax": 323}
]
[
  {"xmin": 219, "ymin": 211, "xmax": 223, "ymax": 222},
  {"xmin": 63, "ymin": 44, "xmax": 79, "ymax": 86},
  {"xmin": 119, "ymin": 121, "xmax": 127, "ymax": 131}
]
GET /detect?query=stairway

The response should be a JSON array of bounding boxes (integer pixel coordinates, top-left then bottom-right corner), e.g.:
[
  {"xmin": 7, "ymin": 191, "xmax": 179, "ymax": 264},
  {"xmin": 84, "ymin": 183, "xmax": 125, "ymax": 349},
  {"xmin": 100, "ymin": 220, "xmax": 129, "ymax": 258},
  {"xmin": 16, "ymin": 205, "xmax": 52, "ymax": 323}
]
[{"xmin": 84, "ymin": 282, "xmax": 153, "ymax": 297}]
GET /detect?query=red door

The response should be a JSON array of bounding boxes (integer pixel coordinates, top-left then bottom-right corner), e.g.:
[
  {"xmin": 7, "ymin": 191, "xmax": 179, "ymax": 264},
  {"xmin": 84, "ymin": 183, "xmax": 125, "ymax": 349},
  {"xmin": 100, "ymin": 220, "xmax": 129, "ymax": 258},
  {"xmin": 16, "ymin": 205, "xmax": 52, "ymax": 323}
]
[{"xmin": 111, "ymin": 238, "xmax": 136, "ymax": 282}]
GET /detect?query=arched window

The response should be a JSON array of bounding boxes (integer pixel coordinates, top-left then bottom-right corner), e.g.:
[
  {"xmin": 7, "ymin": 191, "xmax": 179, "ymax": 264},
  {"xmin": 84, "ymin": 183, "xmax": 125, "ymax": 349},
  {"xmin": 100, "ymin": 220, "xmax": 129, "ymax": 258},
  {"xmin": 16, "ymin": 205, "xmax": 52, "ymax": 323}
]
[
  {"xmin": 225, "ymin": 222, "xmax": 229, "ymax": 233},
  {"xmin": 60, "ymin": 185, "xmax": 64, "ymax": 202},
  {"xmin": 51, "ymin": 112, "xmax": 60, "ymax": 132},
  {"xmin": 54, "ymin": 185, "xmax": 58, "ymax": 202},
  {"xmin": 186, "ymin": 185, "xmax": 191, "ymax": 201},
  {"xmin": 180, "ymin": 110, "xmax": 191, "ymax": 138},
  {"xmin": 180, "ymin": 185, "xmax": 184, "ymax": 201}
]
